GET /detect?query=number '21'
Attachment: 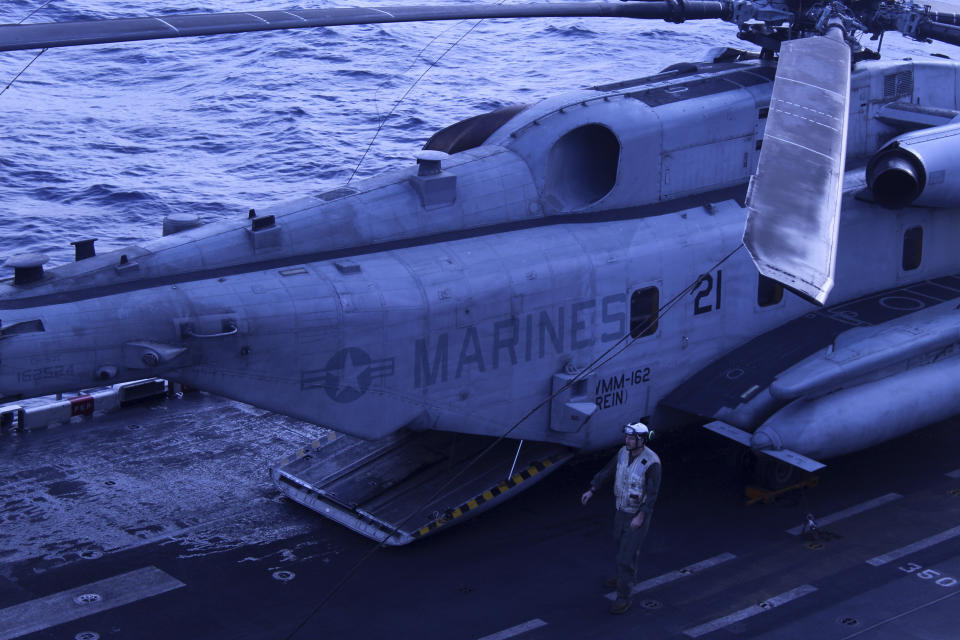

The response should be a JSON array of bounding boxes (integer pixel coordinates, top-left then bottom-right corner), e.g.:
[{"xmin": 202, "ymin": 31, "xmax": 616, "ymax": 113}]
[{"xmin": 693, "ymin": 270, "xmax": 722, "ymax": 315}]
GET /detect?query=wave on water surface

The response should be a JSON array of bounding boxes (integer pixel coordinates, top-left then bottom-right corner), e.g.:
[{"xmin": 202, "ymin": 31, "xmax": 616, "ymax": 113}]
[{"xmin": 0, "ymin": 0, "xmax": 953, "ymax": 266}]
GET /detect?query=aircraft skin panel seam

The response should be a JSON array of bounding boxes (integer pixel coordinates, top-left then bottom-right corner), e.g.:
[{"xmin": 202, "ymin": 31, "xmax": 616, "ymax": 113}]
[{"xmin": 0, "ymin": 188, "xmax": 747, "ymax": 310}]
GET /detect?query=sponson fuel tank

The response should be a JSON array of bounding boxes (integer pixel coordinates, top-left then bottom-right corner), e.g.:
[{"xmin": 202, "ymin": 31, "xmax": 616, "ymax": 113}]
[
  {"xmin": 751, "ymin": 355, "xmax": 960, "ymax": 459},
  {"xmin": 744, "ymin": 298, "xmax": 960, "ymax": 459}
]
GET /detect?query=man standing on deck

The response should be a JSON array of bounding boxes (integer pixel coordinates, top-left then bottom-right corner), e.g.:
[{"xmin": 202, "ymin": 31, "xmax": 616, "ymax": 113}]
[{"xmin": 581, "ymin": 421, "xmax": 661, "ymax": 614}]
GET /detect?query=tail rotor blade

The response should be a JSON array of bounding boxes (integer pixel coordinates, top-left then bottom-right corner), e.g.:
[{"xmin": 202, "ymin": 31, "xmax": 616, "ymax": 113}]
[{"xmin": 743, "ymin": 26, "xmax": 850, "ymax": 305}]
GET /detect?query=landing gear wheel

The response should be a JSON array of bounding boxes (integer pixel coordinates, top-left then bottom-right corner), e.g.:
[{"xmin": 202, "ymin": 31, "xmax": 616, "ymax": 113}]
[
  {"xmin": 726, "ymin": 446, "xmax": 758, "ymax": 485},
  {"xmin": 754, "ymin": 454, "xmax": 799, "ymax": 489}
]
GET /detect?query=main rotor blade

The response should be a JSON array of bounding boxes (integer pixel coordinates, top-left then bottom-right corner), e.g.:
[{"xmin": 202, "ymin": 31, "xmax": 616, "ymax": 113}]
[
  {"xmin": 920, "ymin": 0, "xmax": 960, "ymax": 20},
  {"xmin": 0, "ymin": 2, "xmax": 727, "ymax": 52},
  {"xmin": 743, "ymin": 26, "xmax": 850, "ymax": 305},
  {"xmin": 918, "ymin": 20, "xmax": 960, "ymax": 46}
]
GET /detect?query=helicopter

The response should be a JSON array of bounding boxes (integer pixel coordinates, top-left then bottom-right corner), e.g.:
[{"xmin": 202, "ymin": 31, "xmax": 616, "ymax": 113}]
[{"xmin": 2, "ymin": 0, "xmax": 960, "ymax": 545}]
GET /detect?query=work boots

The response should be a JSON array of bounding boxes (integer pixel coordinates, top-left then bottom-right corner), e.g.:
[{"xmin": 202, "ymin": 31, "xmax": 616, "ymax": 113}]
[{"xmin": 609, "ymin": 597, "xmax": 631, "ymax": 614}]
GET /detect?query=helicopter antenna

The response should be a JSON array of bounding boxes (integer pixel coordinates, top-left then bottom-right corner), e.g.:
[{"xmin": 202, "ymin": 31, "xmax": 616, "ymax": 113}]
[
  {"xmin": 0, "ymin": 0, "xmax": 55, "ymax": 98},
  {"xmin": 348, "ymin": 17, "xmax": 488, "ymax": 184},
  {"xmin": 0, "ymin": 48, "xmax": 46, "ymax": 98},
  {"xmin": 372, "ymin": 19, "xmax": 466, "ymax": 126},
  {"xmin": 18, "ymin": 0, "xmax": 56, "ymax": 24}
]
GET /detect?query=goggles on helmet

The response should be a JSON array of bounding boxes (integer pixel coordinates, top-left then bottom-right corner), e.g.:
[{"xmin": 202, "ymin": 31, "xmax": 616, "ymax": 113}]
[{"xmin": 623, "ymin": 422, "xmax": 650, "ymax": 438}]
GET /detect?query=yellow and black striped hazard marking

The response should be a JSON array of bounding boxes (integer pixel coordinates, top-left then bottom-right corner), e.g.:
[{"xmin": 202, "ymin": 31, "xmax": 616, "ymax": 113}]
[{"xmin": 413, "ymin": 454, "xmax": 565, "ymax": 538}]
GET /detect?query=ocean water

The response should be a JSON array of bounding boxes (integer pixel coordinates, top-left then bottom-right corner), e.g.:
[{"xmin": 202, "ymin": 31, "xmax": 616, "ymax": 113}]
[{"xmin": 0, "ymin": 0, "xmax": 953, "ymax": 268}]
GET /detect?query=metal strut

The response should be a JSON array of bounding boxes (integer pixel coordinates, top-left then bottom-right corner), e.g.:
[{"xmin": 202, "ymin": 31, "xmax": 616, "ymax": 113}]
[{"xmin": 508, "ymin": 440, "xmax": 524, "ymax": 480}]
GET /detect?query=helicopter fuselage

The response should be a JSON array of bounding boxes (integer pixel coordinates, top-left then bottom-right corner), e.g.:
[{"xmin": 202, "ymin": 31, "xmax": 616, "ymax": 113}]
[{"xmin": 2, "ymin": 55, "xmax": 959, "ymax": 454}]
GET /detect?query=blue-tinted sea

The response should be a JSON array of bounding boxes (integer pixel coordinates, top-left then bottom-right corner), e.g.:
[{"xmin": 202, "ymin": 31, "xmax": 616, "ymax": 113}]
[{"xmin": 0, "ymin": 0, "xmax": 951, "ymax": 266}]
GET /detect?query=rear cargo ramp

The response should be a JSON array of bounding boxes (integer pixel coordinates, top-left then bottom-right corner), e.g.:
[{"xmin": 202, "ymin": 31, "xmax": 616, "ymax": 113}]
[{"xmin": 270, "ymin": 430, "xmax": 575, "ymax": 545}]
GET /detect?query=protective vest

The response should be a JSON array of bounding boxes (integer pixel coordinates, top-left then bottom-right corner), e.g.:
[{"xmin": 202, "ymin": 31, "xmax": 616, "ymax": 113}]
[{"xmin": 614, "ymin": 446, "xmax": 660, "ymax": 513}]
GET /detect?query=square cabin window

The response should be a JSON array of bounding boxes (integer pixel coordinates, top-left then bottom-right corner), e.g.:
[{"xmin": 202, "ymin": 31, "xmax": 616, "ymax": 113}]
[
  {"xmin": 758, "ymin": 274, "xmax": 784, "ymax": 307},
  {"xmin": 630, "ymin": 286, "xmax": 659, "ymax": 338},
  {"xmin": 903, "ymin": 226, "xmax": 923, "ymax": 271}
]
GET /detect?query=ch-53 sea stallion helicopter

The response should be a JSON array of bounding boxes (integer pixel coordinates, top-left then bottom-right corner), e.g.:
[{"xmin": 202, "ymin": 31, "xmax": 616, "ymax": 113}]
[{"xmin": 2, "ymin": 0, "xmax": 960, "ymax": 545}]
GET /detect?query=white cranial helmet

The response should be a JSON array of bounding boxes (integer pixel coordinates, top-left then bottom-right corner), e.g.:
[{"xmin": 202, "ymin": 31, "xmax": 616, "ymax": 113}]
[{"xmin": 623, "ymin": 422, "xmax": 650, "ymax": 438}]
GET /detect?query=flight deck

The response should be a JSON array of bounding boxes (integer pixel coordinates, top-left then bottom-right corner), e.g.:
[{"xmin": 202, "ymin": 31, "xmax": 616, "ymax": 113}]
[
  {"xmin": 4, "ymin": 1, "xmax": 960, "ymax": 638},
  {"xmin": 1, "ymin": 391, "xmax": 959, "ymax": 639}
]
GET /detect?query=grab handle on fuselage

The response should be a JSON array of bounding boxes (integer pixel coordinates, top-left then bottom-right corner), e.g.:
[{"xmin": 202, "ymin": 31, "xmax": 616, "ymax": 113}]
[{"xmin": 182, "ymin": 320, "xmax": 238, "ymax": 339}]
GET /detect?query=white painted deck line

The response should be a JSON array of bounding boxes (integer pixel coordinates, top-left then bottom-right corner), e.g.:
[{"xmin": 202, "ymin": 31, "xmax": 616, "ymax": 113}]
[
  {"xmin": 786, "ymin": 493, "xmax": 903, "ymax": 535},
  {"xmin": 683, "ymin": 584, "xmax": 818, "ymax": 638},
  {"xmin": 867, "ymin": 524, "xmax": 960, "ymax": 566},
  {"xmin": 476, "ymin": 618, "xmax": 547, "ymax": 640},
  {"xmin": 605, "ymin": 552, "xmax": 737, "ymax": 600},
  {"xmin": 0, "ymin": 566, "xmax": 184, "ymax": 640},
  {"xmin": 838, "ymin": 589, "xmax": 960, "ymax": 639}
]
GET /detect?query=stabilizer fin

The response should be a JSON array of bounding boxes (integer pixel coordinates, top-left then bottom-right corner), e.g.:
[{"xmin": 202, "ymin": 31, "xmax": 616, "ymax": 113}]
[{"xmin": 702, "ymin": 420, "xmax": 826, "ymax": 473}]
